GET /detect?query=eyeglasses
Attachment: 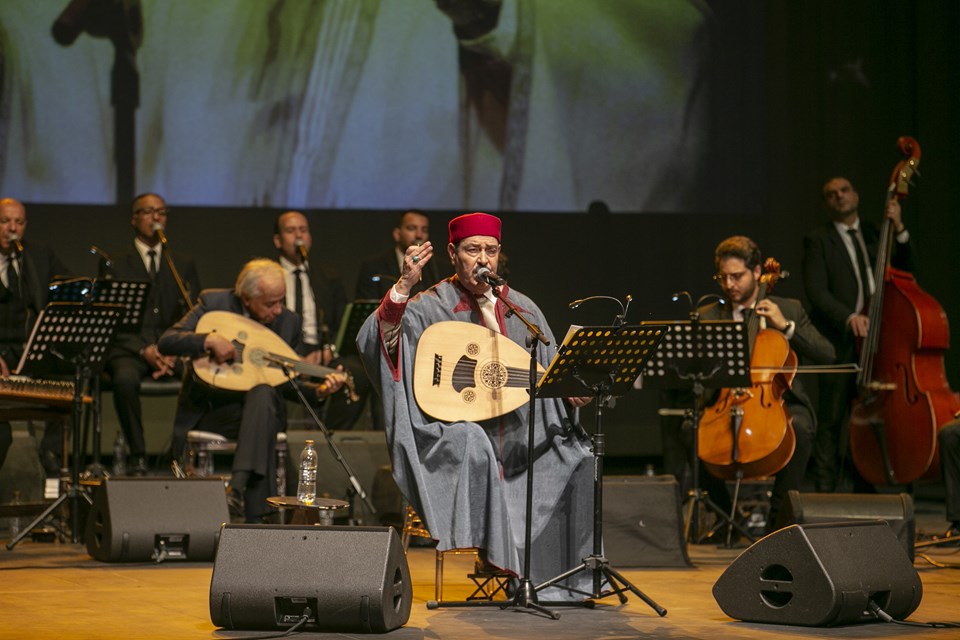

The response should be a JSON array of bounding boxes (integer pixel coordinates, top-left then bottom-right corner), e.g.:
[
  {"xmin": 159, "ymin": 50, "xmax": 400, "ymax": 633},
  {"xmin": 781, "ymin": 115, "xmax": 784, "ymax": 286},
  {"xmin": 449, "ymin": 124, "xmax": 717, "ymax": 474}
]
[
  {"xmin": 135, "ymin": 207, "xmax": 168, "ymax": 217},
  {"xmin": 713, "ymin": 270, "xmax": 749, "ymax": 284},
  {"xmin": 460, "ymin": 244, "xmax": 500, "ymax": 258}
]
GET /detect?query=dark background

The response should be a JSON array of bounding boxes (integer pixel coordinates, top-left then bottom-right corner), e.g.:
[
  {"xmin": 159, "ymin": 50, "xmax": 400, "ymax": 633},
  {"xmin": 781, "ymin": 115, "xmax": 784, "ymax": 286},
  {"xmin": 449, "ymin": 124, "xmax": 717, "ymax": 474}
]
[{"xmin": 17, "ymin": 1, "xmax": 960, "ymax": 462}]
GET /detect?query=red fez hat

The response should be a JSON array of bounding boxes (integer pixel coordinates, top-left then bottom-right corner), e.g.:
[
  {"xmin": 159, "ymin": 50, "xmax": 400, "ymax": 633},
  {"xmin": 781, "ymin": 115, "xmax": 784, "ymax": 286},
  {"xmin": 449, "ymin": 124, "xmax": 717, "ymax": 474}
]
[{"xmin": 448, "ymin": 212, "xmax": 502, "ymax": 245}]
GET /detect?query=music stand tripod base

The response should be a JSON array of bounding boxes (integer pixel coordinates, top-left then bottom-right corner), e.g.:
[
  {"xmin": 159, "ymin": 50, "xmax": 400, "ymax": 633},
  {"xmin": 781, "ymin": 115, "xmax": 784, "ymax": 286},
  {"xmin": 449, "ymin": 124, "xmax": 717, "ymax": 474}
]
[{"xmin": 535, "ymin": 325, "xmax": 668, "ymax": 616}]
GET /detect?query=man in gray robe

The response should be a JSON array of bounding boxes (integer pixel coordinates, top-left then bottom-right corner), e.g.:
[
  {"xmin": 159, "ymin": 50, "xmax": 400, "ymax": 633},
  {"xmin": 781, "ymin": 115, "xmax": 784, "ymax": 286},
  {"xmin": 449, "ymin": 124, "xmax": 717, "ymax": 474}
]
[{"xmin": 358, "ymin": 212, "xmax": 593, "ymax": 599}]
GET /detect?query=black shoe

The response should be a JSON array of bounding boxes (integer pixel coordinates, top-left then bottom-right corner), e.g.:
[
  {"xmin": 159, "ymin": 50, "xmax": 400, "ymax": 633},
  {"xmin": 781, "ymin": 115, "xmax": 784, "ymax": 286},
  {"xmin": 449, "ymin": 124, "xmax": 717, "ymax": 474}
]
[{"xmin": 131, "ymin": 456, "xmax": 149, "ymax": 477}]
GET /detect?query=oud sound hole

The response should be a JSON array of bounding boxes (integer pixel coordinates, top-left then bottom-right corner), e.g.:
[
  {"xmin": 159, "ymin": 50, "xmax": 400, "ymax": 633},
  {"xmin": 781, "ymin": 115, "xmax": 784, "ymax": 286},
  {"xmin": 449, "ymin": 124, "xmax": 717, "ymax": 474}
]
[{"xmin": 479, "ymin": 362, "xmax": 508, "ymax": 389}]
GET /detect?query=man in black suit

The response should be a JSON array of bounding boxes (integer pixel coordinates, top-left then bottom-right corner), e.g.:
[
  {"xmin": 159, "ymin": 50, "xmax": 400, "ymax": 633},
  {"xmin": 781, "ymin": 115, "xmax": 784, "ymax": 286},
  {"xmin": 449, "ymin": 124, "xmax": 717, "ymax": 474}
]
[
  {"xmin": 99, "ymin": 193, "xmax": 201, "ymax": 475},
  {"xmin": 0, "ymin": 197, "xmax": 70, "ymax": 474},
  {"xmin": 355, "ymin": 209, "xmax": 444, "ymax": 301},
  {"xmin": 273, "ymin": 210, "xmax": 370, "ymax": 429},
  {"xmin": 802, "ymin": 176, "xmax": 913, "ymax": 492},
  {"xmin": 159, "ymin": 259, "xmax": 347, "ymax": 522},
  {"xmin": 695, "ymin": 236, "xmax": 835, "ymax": 534}
]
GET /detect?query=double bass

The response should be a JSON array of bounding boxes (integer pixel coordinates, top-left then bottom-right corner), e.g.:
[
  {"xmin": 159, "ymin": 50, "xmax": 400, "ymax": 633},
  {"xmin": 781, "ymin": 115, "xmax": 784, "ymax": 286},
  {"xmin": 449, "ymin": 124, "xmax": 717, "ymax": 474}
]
[
  {"xmin": 850, "ymin": 137, "xmax": 960, "ymax": 485},
  {"xmin": 699, "ymin": 259, "xmax": 797, "ymax": 481}
]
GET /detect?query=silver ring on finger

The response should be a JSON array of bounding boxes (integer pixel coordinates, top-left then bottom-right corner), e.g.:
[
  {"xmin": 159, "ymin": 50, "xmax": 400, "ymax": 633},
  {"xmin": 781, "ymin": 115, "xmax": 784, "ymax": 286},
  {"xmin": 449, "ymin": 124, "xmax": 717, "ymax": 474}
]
[{"xmin": 412, "ymin": 255, "xmax": 421, "ymax": 263}]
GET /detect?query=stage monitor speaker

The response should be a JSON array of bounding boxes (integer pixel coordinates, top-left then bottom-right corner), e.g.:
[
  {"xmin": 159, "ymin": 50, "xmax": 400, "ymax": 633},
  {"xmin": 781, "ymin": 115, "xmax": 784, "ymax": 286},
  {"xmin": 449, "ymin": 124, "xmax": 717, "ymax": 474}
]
[
  {"xmin": 773, "ymin": 490, "xmax": 915, "ymax": 560},
  {"xmin": 85, "ymin": 477, "xmax": 229, "ymax": 562},
  {"xmin": 602, "ymin": 475, "xmax": 691, "ymax": 567},
  {"xmin": 210, "ymin": 524, "xmax": 411, "ymax": 633},
  {"xmin": 713, "ymin": 521, "xmax": 921, "ymax": 626}
]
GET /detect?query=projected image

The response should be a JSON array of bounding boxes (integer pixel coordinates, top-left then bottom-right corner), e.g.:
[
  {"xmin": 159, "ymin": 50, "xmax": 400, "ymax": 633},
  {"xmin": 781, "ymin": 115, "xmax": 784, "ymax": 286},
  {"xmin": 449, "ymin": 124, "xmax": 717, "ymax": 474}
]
[{"xmin": 1, "ymin": 0, "xmax": 713, "ymax": 212}]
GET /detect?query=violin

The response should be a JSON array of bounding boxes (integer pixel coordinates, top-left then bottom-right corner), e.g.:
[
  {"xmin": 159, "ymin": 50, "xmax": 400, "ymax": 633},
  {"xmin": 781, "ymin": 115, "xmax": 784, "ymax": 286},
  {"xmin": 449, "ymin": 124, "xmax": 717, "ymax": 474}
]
[
  {"xmin": 850, "ymin": 137, "xmax": 960, "ymax": 485},
  {"xmin": 699, "ymin": 258, "xmax": 797, "ymax": 480}
]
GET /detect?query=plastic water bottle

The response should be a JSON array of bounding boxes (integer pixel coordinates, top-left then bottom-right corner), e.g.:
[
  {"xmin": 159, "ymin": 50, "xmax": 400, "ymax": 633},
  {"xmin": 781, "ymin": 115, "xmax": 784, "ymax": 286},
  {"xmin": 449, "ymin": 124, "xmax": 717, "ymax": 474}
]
[
  {"xmin": 112, "ymin": 431, "xmax": 127, "ymax": 476},
  {"xmin": 9, "ymin": 490, "xmax": 21, "ymax": 539},
  {"xmin": 297, "ymin": 440, "xmax": 318, "ymax": 505}
]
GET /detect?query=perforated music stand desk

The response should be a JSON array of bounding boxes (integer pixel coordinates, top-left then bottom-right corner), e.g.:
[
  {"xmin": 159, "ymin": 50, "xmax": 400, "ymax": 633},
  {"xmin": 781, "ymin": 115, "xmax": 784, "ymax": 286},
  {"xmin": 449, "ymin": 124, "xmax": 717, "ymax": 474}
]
[
  {"xmin": 335, "ymin": 299, "xmax": 379, "ymax": 357},
  {"xmin": 636, "ymin": 320, "xmax": 750, "ymax": 390},
  {"xmin": 537, "ymin": 325, "xmax": 668, "ymax": 399},
  {"xmin": 48, "ymin": 278, "xmax": 152, "ymax": 334},
  {"xmin": 17, "ymin": 302, "xmax": 123, "ymax": 379}
]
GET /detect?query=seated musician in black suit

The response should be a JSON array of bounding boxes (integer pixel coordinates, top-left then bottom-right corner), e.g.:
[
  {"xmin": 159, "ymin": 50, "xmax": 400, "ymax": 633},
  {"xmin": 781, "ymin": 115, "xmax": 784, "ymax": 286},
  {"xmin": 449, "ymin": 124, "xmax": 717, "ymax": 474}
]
[
  {"xmin": 0, "ymin": 197, "xmax": 70, "ymax": 475},
  {"xmin": 99, "ymin": 193, "xmax": 201, "ymax": 475},
  {"xmin": 158, "ymin": 259, "xmax": 347, "ymax": 522},
  {"xmin": 662, "ymin": 236, "xmax": 835, "ymax": 538}
]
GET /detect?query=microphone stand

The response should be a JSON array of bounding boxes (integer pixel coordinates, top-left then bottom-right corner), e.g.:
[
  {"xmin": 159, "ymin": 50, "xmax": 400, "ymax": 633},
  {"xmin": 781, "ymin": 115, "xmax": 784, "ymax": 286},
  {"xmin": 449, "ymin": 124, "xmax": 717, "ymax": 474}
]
[
  {"xmin": 488, "ymin": 282, "xmax": 554, "ymax": 616},
  {"xmin": 154, "ymin": 227, "xmax": 194, "ymax": 310},
  {"xmin": 268, "ymin": 356, "xmax": 376, "ymax": 522}
]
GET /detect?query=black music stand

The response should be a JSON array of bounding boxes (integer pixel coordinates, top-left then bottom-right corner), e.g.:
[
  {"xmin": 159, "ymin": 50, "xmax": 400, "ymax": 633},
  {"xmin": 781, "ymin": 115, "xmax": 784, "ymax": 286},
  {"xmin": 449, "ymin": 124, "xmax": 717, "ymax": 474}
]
[
  {"xmin": 48, "ymin": 278, "xmax": 151, "ymax": 477},
  {"xmin": 534, "ymin": 325, "xmax": 668, "ymax": 614},
  {"xmin": 6, "ymin": 302, "xmax": 123, "ymax": 549},
  {"xmin": 637, "ymin": 319, "xmax": 752, "ymax": 545},
  {"xmin": 333, "ymin": 300, "xmax": 379, "ymax": 357}
]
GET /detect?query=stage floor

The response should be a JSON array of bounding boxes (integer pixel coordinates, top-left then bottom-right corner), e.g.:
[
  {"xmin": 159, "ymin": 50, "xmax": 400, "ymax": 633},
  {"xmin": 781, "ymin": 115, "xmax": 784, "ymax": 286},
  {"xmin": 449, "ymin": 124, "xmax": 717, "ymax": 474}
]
[{"xmin": 1, "ymin": 501, "xmax": 959, "ymax": 640}]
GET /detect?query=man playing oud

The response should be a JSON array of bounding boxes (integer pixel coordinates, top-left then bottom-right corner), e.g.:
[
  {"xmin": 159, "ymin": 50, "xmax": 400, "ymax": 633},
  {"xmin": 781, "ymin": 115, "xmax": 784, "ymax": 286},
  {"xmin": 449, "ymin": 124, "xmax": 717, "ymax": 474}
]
[{"xmin": 358, "ymin": 212, "xmax": 593, "ymax": 598}]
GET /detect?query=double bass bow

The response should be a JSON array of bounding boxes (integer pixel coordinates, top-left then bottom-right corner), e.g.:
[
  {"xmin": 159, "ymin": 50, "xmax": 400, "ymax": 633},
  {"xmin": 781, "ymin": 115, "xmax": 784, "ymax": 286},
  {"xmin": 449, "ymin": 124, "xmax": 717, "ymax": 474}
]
[
  {"xmin": 699, "ymin": 258, "xmax": 797, "ymax": 481},
  {"xmin": 850, "ymin": 137, "xmax": 960, "ymax": 485}
]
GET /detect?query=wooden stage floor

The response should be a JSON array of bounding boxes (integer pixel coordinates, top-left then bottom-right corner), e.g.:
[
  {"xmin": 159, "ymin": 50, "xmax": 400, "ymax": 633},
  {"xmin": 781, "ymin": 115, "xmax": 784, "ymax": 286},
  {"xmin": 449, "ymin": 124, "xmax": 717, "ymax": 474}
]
[{"xmin": 1, "ymin": 501, "xmax": 959, "ymax": 640}]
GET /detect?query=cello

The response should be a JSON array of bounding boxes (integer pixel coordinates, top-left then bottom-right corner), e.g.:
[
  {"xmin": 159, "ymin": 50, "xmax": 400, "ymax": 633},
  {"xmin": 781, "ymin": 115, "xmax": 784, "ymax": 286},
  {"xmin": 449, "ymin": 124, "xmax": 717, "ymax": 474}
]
[
  {"xmin": 850, "ymin": 136, "xmax": 960, "ymax": 485},
  {"xmin": 699, "ymin": 259, "xmax": 797, "ymax": 481}
]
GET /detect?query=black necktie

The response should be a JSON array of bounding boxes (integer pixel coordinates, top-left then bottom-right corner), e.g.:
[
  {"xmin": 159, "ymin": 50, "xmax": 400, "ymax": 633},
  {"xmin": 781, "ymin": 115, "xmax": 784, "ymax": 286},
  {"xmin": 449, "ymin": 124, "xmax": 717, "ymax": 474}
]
[
  {"xmin": 6, "ymin": 258, "xmax": 19, "ymax": 298},
  {"xmin": 147, "ymin": 249, "xmax": 158, "ymax": 280},
  {"xmin": 847, "ymin": 228, "xmax": 873, "ymax": 296},
  {"xmin": 293, "ymin": 269, "xmax": 304, "ymax": 319}
]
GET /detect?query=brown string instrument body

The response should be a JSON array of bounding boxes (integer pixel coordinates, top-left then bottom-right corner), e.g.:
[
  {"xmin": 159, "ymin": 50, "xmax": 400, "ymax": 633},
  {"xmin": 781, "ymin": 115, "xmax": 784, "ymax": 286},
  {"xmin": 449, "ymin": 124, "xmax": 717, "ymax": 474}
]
[
  {"xmin": 699, "ymin": 259, "xmax": 797, "ymax": 481},
  {"xmin": 850, "ymin": 137, "xmax": 960, "ymax": 485}
]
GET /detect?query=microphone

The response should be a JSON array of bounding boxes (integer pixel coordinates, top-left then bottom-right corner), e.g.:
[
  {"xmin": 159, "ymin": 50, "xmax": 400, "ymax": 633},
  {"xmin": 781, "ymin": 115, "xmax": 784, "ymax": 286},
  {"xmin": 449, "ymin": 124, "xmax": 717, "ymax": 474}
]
[
  {"xmin": 475, "ymin": 266, "xmax": 505, "ymax": 287},
  {"xmin": 8, "ymin": 234, "xmax": 24, "ymax": 255},
  {"xmin": 295, "ymin": 238, "xmax": 308, "ymax": 264},
  {"xmin": 89, "ymin": 245, "xmax": 113, "ymax": 269},
  {"xmin": 152, "ymin": 221, "xmax": 168, "ymax": 245}
]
